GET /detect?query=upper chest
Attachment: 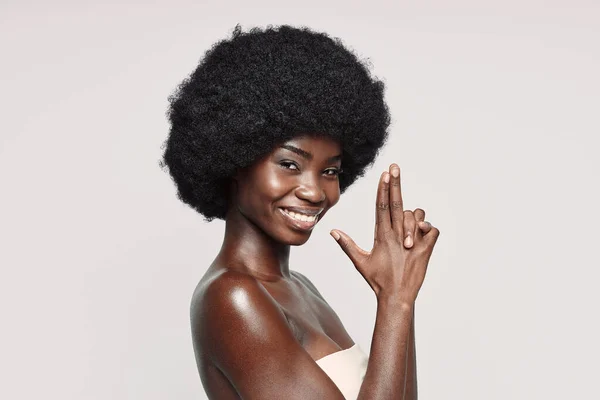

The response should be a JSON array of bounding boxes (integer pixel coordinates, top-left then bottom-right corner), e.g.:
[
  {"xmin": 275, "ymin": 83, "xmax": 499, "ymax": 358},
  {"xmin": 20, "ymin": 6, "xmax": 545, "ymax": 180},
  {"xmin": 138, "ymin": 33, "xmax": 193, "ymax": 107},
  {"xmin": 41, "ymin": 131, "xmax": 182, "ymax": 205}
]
[
  {"xmin": 200, "ymin": 266, "xmax": 354, "ymax": 360},
  {"xmin": 258, "ymin": 274, "xmax": 354, "ymax": 357}
]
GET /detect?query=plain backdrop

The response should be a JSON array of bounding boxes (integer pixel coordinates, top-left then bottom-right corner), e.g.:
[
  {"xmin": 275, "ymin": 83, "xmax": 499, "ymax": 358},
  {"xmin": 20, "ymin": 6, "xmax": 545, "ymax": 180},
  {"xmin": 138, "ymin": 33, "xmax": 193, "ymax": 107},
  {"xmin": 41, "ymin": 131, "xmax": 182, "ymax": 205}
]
[{"xmin": 1, "ymin": 1, "xmax": 599, "ymax": 399}]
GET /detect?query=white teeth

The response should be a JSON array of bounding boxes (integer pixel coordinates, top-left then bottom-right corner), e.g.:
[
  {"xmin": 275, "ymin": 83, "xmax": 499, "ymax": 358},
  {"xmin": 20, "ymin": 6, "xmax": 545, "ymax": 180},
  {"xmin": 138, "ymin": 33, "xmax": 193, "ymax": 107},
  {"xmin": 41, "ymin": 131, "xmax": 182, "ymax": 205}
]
[{"xmin": 283, "ymin": 209, "xmax": 317, "ymax": 223}]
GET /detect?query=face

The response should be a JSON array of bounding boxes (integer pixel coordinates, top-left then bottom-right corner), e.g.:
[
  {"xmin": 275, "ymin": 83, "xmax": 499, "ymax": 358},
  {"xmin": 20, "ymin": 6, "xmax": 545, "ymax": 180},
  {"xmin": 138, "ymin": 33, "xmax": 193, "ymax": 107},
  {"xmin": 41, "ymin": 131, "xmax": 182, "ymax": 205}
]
[{"xmin": 233, "ymin": 134, "xmax": 342, "ymax": 245}]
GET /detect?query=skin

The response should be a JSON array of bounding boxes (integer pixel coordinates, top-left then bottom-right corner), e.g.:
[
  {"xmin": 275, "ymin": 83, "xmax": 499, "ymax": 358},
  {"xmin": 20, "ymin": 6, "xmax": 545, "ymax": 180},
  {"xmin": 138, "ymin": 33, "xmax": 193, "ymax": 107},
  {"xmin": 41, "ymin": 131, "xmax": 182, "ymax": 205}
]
[{"xmin": 190, "ymin": 134, "xmax": 439, "ymax": 399}]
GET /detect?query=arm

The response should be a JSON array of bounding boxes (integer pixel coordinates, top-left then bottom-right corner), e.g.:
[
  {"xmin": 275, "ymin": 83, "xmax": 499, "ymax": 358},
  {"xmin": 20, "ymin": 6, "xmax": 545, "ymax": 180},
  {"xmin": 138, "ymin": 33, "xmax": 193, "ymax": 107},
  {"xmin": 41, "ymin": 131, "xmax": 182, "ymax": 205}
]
[
  {"xmin": 329, "ymin": 164, "xmax": 437, "ymax": 399},
  {"xmin": 403, "ymin": 306, "xmax": 417, "ymax": 400},
  {"xmin": 357, "ymin": 295, "xmax": 413, "ymax": 399}
]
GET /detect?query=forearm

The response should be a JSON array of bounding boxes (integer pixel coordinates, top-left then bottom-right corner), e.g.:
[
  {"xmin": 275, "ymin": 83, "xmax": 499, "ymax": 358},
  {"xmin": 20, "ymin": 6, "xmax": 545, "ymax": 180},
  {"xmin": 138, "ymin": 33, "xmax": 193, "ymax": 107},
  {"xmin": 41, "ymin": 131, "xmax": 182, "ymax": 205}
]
[
  {"xmin": 357, "ymin": 296, "xmax": 414, "ymax": 400},
  {"xmin": 403, "ymin": 306, "xmax": 417, "ymax": 400}
]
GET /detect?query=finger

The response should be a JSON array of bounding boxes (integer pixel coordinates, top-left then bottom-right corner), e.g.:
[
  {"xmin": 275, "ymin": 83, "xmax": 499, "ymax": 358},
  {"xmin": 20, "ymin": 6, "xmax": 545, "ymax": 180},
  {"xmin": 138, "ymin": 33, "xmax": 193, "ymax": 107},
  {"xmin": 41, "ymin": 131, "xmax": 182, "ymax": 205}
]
[
  {"xmin": 388, "ymin": 164, "xmax": 404, "ymax": 238},
  {"xmin": 418, "ymin": 220, "xmax": 433, "ymax": 235},
  {"xmin": 423, "ymin": 226, "xmax": 440, "ymax": 246},
  {"xmin": 330, "ymin": 229, "xmax": 370, "ymax": 268},
  {"xmin": 403, "ymin": 210, "xmax": 416, "ymax": 248},
  {"xmin": 375, "ymin": 171, "xmax": 392, "ymax": 241},
  {"xmin": 413, "ymin": 208, "xmax": 426, "ymax": 239},
  {"xmin": 414, "ymin": 208, "xmax": 425, "ymax": 222}
]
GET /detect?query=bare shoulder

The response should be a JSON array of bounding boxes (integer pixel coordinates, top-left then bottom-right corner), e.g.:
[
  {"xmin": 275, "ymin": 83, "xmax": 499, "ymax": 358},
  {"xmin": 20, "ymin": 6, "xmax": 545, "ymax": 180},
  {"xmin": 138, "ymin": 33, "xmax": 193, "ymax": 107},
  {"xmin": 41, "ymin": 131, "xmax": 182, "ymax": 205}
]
[
  {"xmin": 190, "ymin": 268, "xmax": 345, "ymax": 400},
  {"xmin": 190, "ymin": 269, "xmax": 276, "ymax": 361}
]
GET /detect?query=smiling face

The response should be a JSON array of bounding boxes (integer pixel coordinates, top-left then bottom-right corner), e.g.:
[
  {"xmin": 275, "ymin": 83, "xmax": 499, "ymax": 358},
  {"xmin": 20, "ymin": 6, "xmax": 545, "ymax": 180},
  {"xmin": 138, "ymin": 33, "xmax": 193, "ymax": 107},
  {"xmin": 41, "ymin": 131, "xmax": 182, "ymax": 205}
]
[{"xmin": 232, "ymin": 134, "xmax": 342, "ymax": 245}]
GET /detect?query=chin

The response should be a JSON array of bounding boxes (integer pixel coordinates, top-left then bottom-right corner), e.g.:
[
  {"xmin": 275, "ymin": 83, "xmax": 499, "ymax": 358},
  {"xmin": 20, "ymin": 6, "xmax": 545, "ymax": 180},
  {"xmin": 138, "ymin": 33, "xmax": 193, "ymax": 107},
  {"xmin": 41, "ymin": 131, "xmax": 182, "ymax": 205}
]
[
  {"xmin": 270, "ymin": 226, "xmax": 312, "ymax": 246},
  {"xmin": 286, "ymin": 232, "xmax": 312, "ymax": 246}
]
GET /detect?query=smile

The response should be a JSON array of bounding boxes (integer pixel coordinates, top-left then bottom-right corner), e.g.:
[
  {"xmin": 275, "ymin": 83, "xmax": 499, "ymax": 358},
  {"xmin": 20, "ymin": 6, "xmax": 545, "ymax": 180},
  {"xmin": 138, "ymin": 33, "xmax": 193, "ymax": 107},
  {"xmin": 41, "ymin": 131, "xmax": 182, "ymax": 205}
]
[{"xmin": 278, "ymin": 208, "xmax": 319, "ymax": 231}]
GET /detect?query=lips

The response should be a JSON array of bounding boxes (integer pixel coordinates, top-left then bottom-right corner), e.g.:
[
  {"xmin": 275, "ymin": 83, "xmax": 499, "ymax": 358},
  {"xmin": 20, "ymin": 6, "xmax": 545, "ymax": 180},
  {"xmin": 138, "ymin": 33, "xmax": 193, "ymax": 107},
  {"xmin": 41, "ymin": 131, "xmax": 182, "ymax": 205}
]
[{"xmin": 278, "ymin": 208, "xmax": 319, "ymax": 231}]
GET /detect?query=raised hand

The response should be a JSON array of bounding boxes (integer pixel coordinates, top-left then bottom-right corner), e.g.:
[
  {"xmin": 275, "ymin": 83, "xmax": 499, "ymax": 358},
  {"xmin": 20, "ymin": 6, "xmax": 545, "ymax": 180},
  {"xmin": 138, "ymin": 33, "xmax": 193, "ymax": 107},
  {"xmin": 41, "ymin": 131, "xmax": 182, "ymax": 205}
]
[{"xmin": 330, "ymin": 164, "xmax": 439, "ymax": 304}]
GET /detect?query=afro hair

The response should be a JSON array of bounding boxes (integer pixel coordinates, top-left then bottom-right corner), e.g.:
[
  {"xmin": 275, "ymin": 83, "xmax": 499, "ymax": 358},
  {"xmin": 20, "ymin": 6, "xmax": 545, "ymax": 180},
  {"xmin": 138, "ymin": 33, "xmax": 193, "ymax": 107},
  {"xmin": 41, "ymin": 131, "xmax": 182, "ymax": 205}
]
[{"xmin": 160, "ymin": 24, "xmax": 391, "ymax": 222}]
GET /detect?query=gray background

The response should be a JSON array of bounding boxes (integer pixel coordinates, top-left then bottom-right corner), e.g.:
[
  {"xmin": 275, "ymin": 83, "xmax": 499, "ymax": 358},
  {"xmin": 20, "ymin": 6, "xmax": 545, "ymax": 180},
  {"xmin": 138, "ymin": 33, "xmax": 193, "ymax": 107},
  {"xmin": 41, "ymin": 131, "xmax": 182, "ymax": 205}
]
[{"xmin": 1, "ymin": 1, "xmax": 599, "ymax": 399}]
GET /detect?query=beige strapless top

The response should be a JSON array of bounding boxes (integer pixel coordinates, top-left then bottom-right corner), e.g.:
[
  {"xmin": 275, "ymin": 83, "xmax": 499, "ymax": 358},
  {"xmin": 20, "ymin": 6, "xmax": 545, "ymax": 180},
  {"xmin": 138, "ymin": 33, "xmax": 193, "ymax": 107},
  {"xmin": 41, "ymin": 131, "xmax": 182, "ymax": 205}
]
[{"xmin": 315, "ymin": 344, "xmax": 369, "ymax": 399}]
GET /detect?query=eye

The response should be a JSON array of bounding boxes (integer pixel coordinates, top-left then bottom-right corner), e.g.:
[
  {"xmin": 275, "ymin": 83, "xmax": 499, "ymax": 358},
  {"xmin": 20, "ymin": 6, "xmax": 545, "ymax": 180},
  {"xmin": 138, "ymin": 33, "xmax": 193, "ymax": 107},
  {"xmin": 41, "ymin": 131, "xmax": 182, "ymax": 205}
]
[
  {"xmin": 324, "ymin": 168, "xmax": 343, "ymax": 177},
  {"xmin": 279, "ymin": 161, "xmax": 299, "ymax": 170}
]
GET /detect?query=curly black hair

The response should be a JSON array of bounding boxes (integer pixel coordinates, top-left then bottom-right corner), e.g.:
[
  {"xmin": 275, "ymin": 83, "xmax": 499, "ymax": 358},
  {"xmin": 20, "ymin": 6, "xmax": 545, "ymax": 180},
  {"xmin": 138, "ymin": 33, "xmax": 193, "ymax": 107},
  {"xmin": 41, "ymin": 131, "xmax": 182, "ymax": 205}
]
[{"xmin": 160, "ymin": 24, "xmax": 391, "ymax": 222}]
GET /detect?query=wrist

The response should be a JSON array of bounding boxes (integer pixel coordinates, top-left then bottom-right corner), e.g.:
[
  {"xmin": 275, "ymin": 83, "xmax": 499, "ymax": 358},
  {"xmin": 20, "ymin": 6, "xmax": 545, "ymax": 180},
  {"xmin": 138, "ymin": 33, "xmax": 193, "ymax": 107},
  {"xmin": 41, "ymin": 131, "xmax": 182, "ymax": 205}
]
[{"xmin": 376, "ymin": 293, "xmax": 414, "ymax": 311}]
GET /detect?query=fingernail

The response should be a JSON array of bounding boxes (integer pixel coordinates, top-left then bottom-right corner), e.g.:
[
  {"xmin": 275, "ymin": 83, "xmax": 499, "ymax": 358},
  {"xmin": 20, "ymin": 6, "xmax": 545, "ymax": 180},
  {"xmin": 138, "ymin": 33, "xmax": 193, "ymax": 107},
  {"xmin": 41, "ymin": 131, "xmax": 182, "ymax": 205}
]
[
  {"xmin": 384, "ymin": 173, "xmax": 390, "ymax": 183},
  {"xmin": 330, "ymin": 230, "xmax": 340, "ymax": 241},
  {"xmin": 405, "ymin": 235, "xmax": 413, "ymax": 247},
  {"xmin": 391, "ymin": 167, "xmax": 399, "ymax": 178}
]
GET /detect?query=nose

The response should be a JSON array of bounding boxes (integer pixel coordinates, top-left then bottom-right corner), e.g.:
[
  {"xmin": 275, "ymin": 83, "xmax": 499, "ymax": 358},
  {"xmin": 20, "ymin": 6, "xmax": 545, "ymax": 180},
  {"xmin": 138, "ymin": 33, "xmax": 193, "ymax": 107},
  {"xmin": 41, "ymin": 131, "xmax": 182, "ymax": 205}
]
[{"xmin": 295, "ymin": 176, "xmax": 326, "ymax": 203}]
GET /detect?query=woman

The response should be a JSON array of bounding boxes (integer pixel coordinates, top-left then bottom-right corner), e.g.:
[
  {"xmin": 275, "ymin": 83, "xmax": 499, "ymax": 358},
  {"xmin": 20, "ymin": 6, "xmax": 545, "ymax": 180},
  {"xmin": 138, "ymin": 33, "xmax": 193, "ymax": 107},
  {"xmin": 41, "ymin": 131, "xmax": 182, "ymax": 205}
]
[{"xmin": 161, "ymin": 24, "xmax": 439, "ymax": 399}]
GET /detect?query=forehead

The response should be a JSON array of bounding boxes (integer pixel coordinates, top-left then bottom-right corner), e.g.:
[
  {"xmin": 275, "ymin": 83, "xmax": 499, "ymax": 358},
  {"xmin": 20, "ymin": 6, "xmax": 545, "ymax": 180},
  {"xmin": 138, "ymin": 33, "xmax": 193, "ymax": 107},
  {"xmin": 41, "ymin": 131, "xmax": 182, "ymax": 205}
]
[{"xmin": 277, "ymin": 134, "xmax": 342, "ymax": 156}]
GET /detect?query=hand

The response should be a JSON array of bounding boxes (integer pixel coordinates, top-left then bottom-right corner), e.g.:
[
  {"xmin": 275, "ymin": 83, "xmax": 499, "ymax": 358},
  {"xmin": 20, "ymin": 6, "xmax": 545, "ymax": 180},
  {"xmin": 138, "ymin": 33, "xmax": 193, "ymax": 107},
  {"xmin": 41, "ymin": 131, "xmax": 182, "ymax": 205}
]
[{"xmin": 330, "ymin": 164, "xmax": 440, "ymax": 304}]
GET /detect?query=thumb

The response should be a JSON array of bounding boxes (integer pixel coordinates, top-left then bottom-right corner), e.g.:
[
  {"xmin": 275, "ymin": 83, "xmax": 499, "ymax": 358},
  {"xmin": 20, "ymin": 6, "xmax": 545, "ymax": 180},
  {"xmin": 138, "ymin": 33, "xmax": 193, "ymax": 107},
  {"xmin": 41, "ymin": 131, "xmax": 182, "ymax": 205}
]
[{"xmin": 330, "ymin": 229, "xmax": 369, "ymax": 269}]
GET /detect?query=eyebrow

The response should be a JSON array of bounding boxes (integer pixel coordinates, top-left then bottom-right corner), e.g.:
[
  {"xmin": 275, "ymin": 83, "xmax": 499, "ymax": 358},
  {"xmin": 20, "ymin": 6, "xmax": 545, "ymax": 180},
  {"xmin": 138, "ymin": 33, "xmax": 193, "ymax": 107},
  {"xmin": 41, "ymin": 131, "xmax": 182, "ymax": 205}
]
[{"xmin": 280, "ymin": 144, "xmax": 342, "ymax": 163}]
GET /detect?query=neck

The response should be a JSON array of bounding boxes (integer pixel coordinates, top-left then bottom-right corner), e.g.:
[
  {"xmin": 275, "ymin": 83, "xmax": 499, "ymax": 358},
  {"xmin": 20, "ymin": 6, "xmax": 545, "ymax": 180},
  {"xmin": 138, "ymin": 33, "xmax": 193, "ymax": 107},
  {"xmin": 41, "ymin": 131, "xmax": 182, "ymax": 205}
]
[{"xmin": 217, "ymin": 206, "xmax": 291, "ymax": 281}]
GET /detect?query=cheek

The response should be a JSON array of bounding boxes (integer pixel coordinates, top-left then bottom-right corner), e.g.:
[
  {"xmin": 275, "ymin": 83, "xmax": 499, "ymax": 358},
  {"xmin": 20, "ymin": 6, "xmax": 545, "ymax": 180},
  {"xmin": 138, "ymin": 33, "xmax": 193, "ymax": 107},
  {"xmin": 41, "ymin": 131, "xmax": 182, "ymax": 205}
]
[
  {"xmin": 327, "ymin": 183, "xmax": 341, "ymax": 207},
  {"xmin": 262, "ymin": 170, "xmax": 288, "ymax": 193},
  {"xmin": 248, "ymin": 168, "xmax": 289, "ymax": 212}
]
